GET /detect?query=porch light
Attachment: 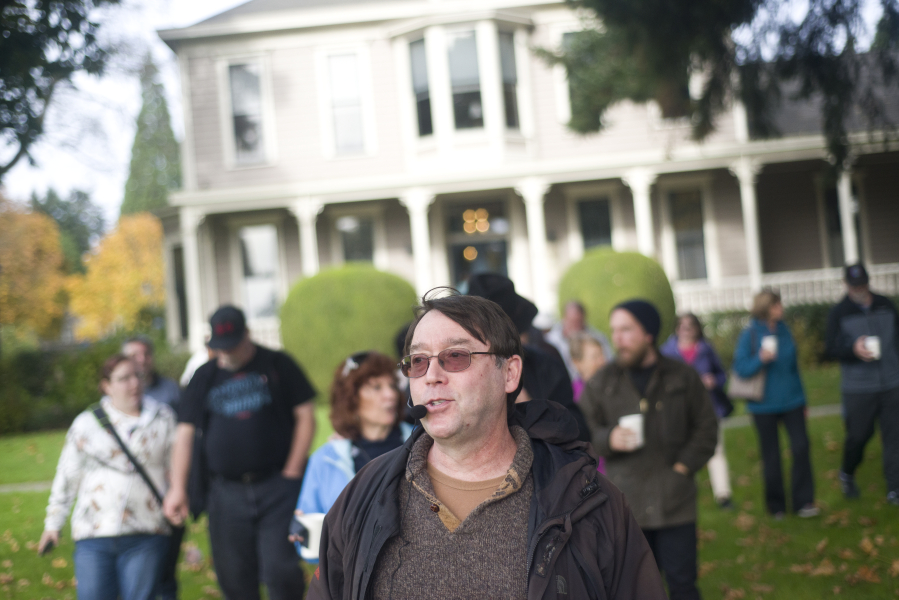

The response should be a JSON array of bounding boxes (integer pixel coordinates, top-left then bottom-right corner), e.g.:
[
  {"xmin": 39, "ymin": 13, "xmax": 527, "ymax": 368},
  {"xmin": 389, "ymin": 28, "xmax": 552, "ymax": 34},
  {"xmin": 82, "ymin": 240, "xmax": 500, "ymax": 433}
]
[
  {"xmin": 463, "ymin": 246, "xmax": 478, "ymax": 261},
  {"xmin": 462, "ymin": 208, "xmax": 490, "ymax": 235}
]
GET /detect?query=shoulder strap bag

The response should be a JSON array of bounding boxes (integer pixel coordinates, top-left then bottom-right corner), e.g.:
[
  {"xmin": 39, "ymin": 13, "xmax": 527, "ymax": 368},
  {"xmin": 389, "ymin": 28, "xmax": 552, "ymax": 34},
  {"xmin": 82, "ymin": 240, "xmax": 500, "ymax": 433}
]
[{"xmin": 728, "ymin": 328, "xmax": 767, "ymax": 402}]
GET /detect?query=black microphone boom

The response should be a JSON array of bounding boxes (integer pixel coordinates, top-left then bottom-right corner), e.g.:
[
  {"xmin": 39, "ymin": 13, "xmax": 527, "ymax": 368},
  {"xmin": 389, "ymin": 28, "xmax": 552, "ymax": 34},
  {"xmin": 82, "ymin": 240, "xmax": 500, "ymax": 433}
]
[{"xmin": 407, "ymin": 398, "xmax": 428, "ymax": 420}]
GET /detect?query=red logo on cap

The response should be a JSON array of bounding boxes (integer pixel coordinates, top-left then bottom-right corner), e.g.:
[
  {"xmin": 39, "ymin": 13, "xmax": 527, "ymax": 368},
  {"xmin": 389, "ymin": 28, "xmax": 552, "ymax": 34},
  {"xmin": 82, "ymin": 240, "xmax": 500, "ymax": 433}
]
[{"xmin": 214, "ymin": 322, "xmax": 235, "ymax": 335}]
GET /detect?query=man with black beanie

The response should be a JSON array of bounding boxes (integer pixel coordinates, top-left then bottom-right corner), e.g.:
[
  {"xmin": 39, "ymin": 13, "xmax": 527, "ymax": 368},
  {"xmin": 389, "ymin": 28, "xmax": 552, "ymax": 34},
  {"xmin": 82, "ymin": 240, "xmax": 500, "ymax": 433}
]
[{"xmin": 579, "ymin": 299, "xmax": 718, "ymax": 600}]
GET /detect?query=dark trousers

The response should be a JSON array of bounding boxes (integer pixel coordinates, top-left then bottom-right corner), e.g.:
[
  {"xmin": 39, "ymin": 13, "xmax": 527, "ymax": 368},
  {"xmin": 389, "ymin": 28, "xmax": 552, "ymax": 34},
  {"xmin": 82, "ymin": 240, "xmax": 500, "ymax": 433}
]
[
  {"xmin": 643, "ymin": 522, "xmax": 700, "ymax": 600},
  {"xmin": 842, "ymin": 385, "xmax": 899, "ymax": 491},
  {"xmin": 207, "ymin": 474, "xmax": 304, "ymax": 600},
  {"xmin": 155, "ymin": 525, "xmax": 185, "ymax": 600},
  {"xmin": 752, "ymin": 405, "xmax": 815, "ymax": 514}
]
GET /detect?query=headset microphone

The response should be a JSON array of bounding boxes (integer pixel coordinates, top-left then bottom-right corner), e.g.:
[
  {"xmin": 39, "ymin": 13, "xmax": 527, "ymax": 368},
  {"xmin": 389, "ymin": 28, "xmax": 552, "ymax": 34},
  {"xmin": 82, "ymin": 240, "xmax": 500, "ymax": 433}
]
[{"xmin": 407, "ymin": 397, "xmax": 428, "ymax": 421}]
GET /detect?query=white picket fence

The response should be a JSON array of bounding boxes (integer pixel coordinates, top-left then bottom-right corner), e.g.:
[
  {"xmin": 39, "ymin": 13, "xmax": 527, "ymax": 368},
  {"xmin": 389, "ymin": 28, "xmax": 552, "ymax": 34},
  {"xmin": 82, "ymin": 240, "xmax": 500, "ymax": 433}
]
[{"xmin": 674, "ymin": 263, "xmax": 899, "ymax": 314}]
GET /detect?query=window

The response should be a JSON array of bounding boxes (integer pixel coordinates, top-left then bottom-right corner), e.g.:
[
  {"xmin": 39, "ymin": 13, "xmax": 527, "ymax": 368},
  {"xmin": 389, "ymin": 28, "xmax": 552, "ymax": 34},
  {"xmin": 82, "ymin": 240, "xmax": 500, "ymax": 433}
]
[
  {"xmin": 409, "ymin": 39, "xmax": 433, "ymax": 137},
  {"xmin": 498, "ymin": 32, "xmax": 519, "ymax": 129},
  {"xmin": 445, "ymin": 201, "xmax": 510, "ymax": 287},
  {"xmin": 669, "ymin": 191, "xmax": 707, "ymax": 280},
  {"xmin": 447, "ymin": 30, "xmax": 483, "ymax": 130},
  {"xmin": 578, "ymin": 198, "xmax": 612, "ymax": 249},
  {"xmin": 238, "ymin": 224, "xmax": 281, "ymax": 319},
  {"xmin": 229, "ymin": 63, "xmax": 266, "ymax": 164},
  {"xmin": 328, "ymin": 54, "xmax": 365, "ymax": 155},
  {"xmin": 336, "ymin": 216, "xmax": 375, "ymax": 262}
]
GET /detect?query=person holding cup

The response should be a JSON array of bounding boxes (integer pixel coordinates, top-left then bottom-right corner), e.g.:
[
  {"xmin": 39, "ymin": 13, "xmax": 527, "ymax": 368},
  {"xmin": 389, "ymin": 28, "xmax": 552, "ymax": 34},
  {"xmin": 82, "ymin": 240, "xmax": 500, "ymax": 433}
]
[
  {"xmin": 825, "ymin": 263, "xmax": 899, "ymax": 505},
  {"xmin": 579, "ymin": 300, "xmax": 718, "ymax": 600},
  {"xmin": 733, "ymin": 289, "xmax": 818, "ymax": 519}
]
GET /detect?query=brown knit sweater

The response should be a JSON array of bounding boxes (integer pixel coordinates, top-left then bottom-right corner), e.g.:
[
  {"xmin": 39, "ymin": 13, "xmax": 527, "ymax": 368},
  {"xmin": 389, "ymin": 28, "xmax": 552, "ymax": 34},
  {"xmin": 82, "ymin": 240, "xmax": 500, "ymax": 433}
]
[{"xmin": 369, "ymin": 426, "xmax": 535, "ymax": 599}]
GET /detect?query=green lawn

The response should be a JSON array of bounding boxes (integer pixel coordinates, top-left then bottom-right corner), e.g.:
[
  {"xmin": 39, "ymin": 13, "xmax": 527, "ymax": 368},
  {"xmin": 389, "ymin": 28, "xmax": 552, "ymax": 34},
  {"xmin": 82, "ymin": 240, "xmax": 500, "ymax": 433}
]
[{"xmin": 3, "ymin": 367, "xmax": 897, "ymax": 599}]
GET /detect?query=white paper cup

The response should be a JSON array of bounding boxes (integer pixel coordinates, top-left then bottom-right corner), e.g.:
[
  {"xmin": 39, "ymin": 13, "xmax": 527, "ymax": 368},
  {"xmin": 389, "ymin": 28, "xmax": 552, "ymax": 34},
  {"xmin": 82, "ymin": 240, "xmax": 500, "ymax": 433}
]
[
  {"xmin": 865, "ymin": 336, "xmax": 882, "ymax": 360},
  {"xmin": 618, "ymin": 414, "xmax": 645, "ymax": 450},
  {"xmin": 297, "ymin": 512, "xmax": 326, "ymax": 562},
  {"xmin": 761, "ymin": 335, "xmax": 778, "ymax": 354}
]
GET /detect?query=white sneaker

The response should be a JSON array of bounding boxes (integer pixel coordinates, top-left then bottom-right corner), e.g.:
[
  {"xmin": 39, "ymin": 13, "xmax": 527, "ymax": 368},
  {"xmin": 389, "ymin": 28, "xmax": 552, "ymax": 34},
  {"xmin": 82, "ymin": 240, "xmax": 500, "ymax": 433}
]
[{"xmin": 797, "ymin": 504, "xmax": 820, "ymax": 518}]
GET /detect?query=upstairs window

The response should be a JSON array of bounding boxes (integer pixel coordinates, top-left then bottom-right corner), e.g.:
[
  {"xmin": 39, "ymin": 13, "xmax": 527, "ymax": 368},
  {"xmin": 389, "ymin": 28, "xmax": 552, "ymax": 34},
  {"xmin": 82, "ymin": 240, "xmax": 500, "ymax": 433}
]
[
  {"xmin": 409, "ymin": 39, "xmax": 433, "ymax": 137},
  {"xmin": 498, "ymin": 32, "xmax": 519, "ymax": 129},
  {"xmin": 328, "ymin": 54, "xmax": 365, "ymax": 155},
  {"xmin": 229, "ymin": 63, "xmax": 266, "ymax": 165},
  {"xmin": 447, "ymin": 30, "xmax": 483, "ymax": 130}
]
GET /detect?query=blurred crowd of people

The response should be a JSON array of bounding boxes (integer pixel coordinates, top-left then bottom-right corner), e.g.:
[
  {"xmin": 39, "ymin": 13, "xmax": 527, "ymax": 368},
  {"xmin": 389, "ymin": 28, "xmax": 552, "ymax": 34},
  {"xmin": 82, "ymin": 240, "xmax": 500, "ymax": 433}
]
[{"xmin": 36, "ymin": 263, "xmax": 898, "ymax": 600}]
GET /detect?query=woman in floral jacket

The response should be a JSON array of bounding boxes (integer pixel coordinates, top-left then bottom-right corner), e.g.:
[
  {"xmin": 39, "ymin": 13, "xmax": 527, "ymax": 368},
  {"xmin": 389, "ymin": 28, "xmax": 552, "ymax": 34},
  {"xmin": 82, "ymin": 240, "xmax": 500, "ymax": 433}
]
[{"xmin": 38, "ymin": 354, "xmax": 177, "ymax": 600}]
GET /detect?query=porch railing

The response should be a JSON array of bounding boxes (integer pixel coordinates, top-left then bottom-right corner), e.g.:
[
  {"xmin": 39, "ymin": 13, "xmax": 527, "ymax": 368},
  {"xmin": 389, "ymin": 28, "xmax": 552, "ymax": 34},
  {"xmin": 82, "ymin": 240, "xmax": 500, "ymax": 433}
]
[{"xmin": 673, "ymin": 263, "xmax": 899, "ymax": 314}]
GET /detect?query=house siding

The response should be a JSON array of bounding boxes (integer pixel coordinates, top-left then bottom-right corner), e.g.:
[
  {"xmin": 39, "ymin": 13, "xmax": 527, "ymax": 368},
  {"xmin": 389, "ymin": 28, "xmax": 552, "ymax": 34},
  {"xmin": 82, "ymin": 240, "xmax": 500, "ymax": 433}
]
[{"xmin": 712, "ymin": 170, "xmax": 748, "ymax": 278}]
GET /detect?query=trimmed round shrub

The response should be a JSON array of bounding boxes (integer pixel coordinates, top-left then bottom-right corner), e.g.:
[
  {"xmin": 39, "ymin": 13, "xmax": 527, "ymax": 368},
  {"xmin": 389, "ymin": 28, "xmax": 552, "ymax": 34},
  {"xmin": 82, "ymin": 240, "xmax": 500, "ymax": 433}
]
[
  {"xmin": 280, "ymin": 264, "xmax": 418, "ymax": 402},
  {"xmin": 557, "ymin": 248, "xmax": 676, "ymax": 341}
]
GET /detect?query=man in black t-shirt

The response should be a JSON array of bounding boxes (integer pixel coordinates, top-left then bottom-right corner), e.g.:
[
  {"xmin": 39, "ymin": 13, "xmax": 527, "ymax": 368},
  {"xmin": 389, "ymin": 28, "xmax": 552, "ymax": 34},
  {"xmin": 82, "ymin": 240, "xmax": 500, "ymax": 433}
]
[{"xmin": 164, "ymin": 306, "xmax": 316, "ymax": 600}]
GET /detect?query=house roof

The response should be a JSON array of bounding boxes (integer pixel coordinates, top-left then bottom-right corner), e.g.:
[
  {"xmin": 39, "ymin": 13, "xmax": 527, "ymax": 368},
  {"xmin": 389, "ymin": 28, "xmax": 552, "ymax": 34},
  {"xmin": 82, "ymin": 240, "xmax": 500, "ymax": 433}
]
[{"xmin": 196, "ymin": 0, "xmax": 417, "ymax": 26}]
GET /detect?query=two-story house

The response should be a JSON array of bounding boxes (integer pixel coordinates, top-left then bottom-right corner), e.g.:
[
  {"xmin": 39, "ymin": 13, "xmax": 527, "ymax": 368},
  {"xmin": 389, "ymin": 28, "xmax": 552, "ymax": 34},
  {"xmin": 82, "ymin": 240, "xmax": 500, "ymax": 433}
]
[{"xmin": 158, "ymin": 0, "xmax": 899, "ymax": 352}]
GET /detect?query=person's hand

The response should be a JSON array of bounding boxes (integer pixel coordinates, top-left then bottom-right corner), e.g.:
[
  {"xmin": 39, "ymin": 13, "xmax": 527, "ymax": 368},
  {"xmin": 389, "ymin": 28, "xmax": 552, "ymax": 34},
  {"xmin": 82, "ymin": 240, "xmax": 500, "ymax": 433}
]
[
  {"xmin": 701, "ymin": 373, "xmax": 717, "ymax": 390},
  {"xmin": 163, "ymin": 486, "xmax": 189, "ymax": 526},
  {"xmin": 759, "ymin": 348, "xmax": 776, "ymax": 363},
  {"xmin": 853, "ymin": 336, "xmax": 875, "ymax": 362},
  {"xmin": 609, "ymin": 426, "xmax": 638, "ymax": 452},
  {"xmin": 288, "ymin": 509, "xmax": 305, "ymax": 544},
  {"xmin": 38, "ymin": 530, "xmax": 59, "ymax": 555},
  {"xmin": 673, "ymin": 462, "xmax": 690, "ymax": 476}
]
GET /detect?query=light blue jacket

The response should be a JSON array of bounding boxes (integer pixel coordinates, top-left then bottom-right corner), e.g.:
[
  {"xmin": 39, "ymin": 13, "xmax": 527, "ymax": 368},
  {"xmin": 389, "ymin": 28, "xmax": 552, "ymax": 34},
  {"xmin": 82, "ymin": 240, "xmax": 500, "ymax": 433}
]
[
  {"xmin": 732, "ymin": 319, "xmax": 806, "ymax": 415},
  {"xmin": 297, "ymin": 422, "xmax": 414, "ymax": 516}
]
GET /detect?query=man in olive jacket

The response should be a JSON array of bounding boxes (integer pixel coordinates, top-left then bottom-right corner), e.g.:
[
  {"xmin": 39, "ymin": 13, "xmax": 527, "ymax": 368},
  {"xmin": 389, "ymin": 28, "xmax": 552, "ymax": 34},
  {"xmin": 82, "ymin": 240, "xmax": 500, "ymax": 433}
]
[
  {"xmin": 579, "ymin": 300, "xmax": 718, "ymax": 600},
  {"xmin": 308, "ymin": 291, "xmax": 666, "ymax": 600}
]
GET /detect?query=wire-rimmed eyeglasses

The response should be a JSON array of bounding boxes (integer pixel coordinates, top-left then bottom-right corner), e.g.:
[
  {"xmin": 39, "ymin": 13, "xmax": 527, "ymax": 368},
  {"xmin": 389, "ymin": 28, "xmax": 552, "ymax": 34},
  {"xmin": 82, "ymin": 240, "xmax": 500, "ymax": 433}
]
[{"xmin": 399, "ymin": 348, "xmax": 498, "ymax": 378}]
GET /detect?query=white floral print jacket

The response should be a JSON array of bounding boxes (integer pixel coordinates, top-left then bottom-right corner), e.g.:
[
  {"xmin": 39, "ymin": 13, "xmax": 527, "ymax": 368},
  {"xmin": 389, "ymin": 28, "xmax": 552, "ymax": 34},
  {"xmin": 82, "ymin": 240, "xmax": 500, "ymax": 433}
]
[{"xmin": 45, "ymin": 397, "xmax": 176, "ymax": 540}]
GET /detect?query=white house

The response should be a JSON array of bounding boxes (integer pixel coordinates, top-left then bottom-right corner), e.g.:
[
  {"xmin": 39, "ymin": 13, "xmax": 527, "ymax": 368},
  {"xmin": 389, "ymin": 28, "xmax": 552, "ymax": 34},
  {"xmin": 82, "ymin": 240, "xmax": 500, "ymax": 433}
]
[{"xmin": 158, "ymin": 0, "xmax": 899, "ymax": 352}]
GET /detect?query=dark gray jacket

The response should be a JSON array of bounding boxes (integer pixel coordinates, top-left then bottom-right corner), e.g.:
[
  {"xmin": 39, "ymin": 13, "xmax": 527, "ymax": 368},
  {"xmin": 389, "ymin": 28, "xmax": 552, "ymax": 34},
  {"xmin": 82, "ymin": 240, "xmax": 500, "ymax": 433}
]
[
  {"xmin": 579, "ymin": 356, "xmax": 718, "ymax": 530},
  {"xmin": 825, "ymin": 294, "xmax": 899, "ymax": 393},
  {"xmin": 308, "ymin": 399, "xmax": 666, "ymax": 600}
]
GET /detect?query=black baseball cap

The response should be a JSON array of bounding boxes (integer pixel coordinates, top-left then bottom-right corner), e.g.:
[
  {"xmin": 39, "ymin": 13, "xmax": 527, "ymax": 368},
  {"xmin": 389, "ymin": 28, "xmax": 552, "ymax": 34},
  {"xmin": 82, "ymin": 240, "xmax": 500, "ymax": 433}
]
[
  {"xmin": 208, "ymin": 305, "xmax": 247, "ymax": 350},
  {"xmin": 467, "ymin": 272, "xmax": 538, "ymax": 335},
  {"xmin": 844, "ymin": 263, "xmax": 869, "ymax": 287}
]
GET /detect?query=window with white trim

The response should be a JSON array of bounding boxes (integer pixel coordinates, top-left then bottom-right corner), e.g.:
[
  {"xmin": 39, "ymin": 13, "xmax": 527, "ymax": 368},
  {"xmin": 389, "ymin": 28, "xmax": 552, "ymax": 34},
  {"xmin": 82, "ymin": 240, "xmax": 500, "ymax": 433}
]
[
  {"xmin": 409, "ymin": 39, "xmax": 433, "ymax": 137},
  {"xmin": 578, "ymin": 197, "xmax": 612, "ymax": 249},
  {"xmin": 335, "ymin": 216, "xmax": 375, "ymax": 262},
  {"xmin": 447, "ymin": 30, "xmax": 483, "ymax": 130},
  {"xmin": 238, "ymin": 224, "xmax": 281, "ymax": 319},
  {"xmin": 498, "ymin": 32, "xmax": 519, "ymax": 129},
  {"xmin": 228, "ymin": 63, "xmax": 266, "ymax": 165},
  {"xmin": 328, "ymin": 54, "xmax": 365, "ymax": 155},
  {"xmin": 669, "ymin": 190, "xmax": 707, "ymax": 280}
]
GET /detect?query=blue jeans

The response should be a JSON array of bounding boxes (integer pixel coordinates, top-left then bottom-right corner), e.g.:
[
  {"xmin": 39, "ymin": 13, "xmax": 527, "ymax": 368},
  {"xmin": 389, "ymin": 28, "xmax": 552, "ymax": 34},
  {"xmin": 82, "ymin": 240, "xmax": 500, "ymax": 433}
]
[{"xmin": 74, "ymin": 534, "xmax": 169, "ymax": 600}]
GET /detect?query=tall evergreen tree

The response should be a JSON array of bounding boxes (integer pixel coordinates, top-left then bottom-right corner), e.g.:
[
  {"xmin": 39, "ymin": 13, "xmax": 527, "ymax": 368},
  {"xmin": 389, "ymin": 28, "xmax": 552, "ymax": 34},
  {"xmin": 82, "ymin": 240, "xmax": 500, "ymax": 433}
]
[{"xmin": 120, "ymin": 55, "xmax": 181, "ymax": 216}]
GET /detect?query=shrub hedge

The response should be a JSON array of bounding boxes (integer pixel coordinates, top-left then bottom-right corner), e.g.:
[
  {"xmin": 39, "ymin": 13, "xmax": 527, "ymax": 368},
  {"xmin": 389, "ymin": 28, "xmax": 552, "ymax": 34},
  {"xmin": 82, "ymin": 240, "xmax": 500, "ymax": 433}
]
[
  {"xmin": 280, "ymin": 264, "xmax": 418, "ymax": 402},
  {"xmin": 0, "ymin": 333, "xmax": 189, "ymax": 434},
  {"xmin": 557, "ymin": 248, "xmax": 677, "ymax": 341}
]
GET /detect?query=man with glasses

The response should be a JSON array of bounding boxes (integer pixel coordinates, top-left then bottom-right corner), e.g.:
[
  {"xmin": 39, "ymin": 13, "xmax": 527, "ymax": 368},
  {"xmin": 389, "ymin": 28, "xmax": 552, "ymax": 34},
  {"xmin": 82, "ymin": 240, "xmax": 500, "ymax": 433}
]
[{"xmin": 308, "ymin": 289, "xmax": 665, "ymax": 600}]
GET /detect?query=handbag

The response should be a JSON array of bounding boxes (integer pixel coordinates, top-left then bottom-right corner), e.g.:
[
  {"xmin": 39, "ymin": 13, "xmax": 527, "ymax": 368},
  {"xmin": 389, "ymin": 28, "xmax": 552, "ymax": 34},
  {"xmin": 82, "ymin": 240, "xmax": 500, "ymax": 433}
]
[
  {"xmin": 728, "ymin": 328, "xmax": 766, "ymax": 402},
  {"xmin": 92, "ymin": 404, "xmax": 185, "ymax": 588}
]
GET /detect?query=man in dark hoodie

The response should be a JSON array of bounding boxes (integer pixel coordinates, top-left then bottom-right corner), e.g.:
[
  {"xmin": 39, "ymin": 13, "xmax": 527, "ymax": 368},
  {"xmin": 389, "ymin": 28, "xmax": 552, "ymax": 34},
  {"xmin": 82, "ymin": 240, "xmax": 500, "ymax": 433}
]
[
  {"xmin": 825, "ymin": 263, "xmax": 899, "ymax": 505},
  {"xmin": 308, "ymin": 289, "xmax": 665, "ymax": 600}
]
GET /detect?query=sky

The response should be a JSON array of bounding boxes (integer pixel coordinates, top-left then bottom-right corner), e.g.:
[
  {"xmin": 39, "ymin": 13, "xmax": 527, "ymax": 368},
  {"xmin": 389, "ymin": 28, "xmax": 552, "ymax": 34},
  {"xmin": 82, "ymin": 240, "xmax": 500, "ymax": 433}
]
[{"xmin": 1, "ymin": 0, "xmax": 248, "ymax": 227}]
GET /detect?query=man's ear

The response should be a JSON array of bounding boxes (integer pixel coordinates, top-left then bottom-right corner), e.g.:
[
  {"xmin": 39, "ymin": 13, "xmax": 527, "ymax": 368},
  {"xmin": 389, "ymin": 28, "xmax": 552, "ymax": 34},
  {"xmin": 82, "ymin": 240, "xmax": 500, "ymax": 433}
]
[{"xmin": 504, "ymin": 355, "xmax": 523, "ymax": 394}]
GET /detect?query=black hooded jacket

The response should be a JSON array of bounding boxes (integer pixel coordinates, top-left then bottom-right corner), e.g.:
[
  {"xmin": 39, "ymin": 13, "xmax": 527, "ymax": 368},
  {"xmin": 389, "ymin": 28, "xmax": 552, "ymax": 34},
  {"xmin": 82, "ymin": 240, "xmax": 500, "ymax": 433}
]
[{"xmin": 308, "ymin": 399, "xmax": 666, "ymax": 600}]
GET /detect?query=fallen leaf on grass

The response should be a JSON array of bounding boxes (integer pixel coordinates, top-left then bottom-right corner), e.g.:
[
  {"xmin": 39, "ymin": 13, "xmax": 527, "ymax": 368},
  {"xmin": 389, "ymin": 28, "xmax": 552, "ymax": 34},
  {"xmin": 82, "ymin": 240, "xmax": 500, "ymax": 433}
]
[
  {"xmin": 858, "ymin": 516, "xmax": 876, "ymax": 527},
  {"xmin": 743, "ymin": 571, "xmax": 760, "ymax": 581},
  {"xmin": 832, "ymin": 586, "xmax": 841, "ymax": 595},
  {"xmin": 737, "ymin": 475, "xmax": 752, "ymax": 487},
  {"xmin": 855, "ymin": 566, "xmax": 881, "ymax": 583},
  {"xmin": 202, "ymin": 586, "xmax": 222, "ymax": 598},
  {"xmin": 1, "ymin": 561, "xmax": 10, "ymax": 569},
  {"xmin": 791, "ymin": 563, "xmax": 814, "ymax": 574},
  {"xmin": 0, "ymin": 574, "xmax": 13, "ymax": 585},
  {"xmin": 816, "ymin": 538, "xmax": 829, "ymax": 553},
  {"xmin": 751, "ymin": 583, "xmax": 774, "ymax": 593},
  {"xmin": 17, "ymin": 578, "xmax": 29, "ymax": 588},
  {"xmin": 874, "ymin": 535, "xmax": 884, "ymax": 546},
  {"xmin": 734, "ymin": 513, "xmax": 756, "ymax": 532},
  {"xmin": 51, "ymin": 558, "xmax": 67, "ymax": 569},
  {"xmin": 721, "ymin": 586, "xmax": 746, "ymax": 599},
  {"xmin": 698, "ymin": 529, "xmax": 717, "ymax": 542},
  {"xmin": 859, "ymin": 537, "xmax": 877, "ymax": 557},
  {"xmin": 825, "ymin": 510, "xmax": 850, "ymax": 527},
  {"xmin": 699, "ymin": 562, "xmax": 717, "ymax": 577},
  {"xmin": 42, "ymin": 573, "xmax": 53, "ymax": 586},
  {"xmin": 890, "ymin": 560, "xmax": 899, "ymax": 578},
  {"xmin": 812, "ymin": 559, "xmax": 836, "ymax": 576},
  {"xmin": 838, "ymin": 549, "xmax": 856, "ymax": 560},
  {"xmin": 25, "ymin": 541, "xmax": 37, "ymax": 550}
]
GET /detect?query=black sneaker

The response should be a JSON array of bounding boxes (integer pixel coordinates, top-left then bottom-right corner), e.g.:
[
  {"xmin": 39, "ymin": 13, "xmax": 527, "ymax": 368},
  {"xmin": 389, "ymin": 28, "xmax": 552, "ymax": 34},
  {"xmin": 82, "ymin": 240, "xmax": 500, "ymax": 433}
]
[
  {"xmin": 717, "ymin": 497, "xmax": 734, "ymax": 510},
  {"xmin": 839, "ymin": 471, "xmax": 860, "ymax": 499},
  {"xmin": 888, "ymin": 491, "xmax": 899, "ymax": 506}
]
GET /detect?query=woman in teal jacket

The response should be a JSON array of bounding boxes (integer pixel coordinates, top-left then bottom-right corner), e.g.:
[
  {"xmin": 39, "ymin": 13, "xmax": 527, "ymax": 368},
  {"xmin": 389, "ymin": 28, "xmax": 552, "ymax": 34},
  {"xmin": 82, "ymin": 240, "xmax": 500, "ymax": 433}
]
[{"xmin": 733, "ymin": 289, "xmax": 818, "ymax": 519}]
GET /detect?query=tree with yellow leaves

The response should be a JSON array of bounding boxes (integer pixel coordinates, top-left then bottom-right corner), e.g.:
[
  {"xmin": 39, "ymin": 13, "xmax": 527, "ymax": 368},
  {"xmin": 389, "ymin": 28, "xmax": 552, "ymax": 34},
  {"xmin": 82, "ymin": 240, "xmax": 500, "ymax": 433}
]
[
  {"xmin": 68, "ymin": 213, "xmax": 165, "ymax": 340},
  {"xmin": 0, "ymin": 197, "xmax": 68, "ymax": 341}
]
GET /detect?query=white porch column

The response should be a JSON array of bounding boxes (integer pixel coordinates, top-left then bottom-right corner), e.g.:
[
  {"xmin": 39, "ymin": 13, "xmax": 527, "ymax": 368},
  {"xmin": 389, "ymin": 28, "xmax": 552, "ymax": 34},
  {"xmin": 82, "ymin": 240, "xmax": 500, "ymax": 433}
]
[
  {"xmin": 837, "ymin": 170, "xmax": 859, "ymax": 265},
  {"xmin": 730, "ymin": 157, "xmax": 764, "ymax": 292},
  {"xmin": 289, "ymin": 198, "xmax": 324, "ymax": 277},
  {"xmin": 180, "ymin": 207, "xmax": 206, "ymax": 353},
  {"xmin": 516, "ymin": 177, "xmax": 553, "ymax": 314},
  {"xmin": 400, "ymin": 188, "xmax": 436, "ymax": 297},
  {"xmin": 622, "ymin": 168, "xmax": 657, "ymax": 257}
]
